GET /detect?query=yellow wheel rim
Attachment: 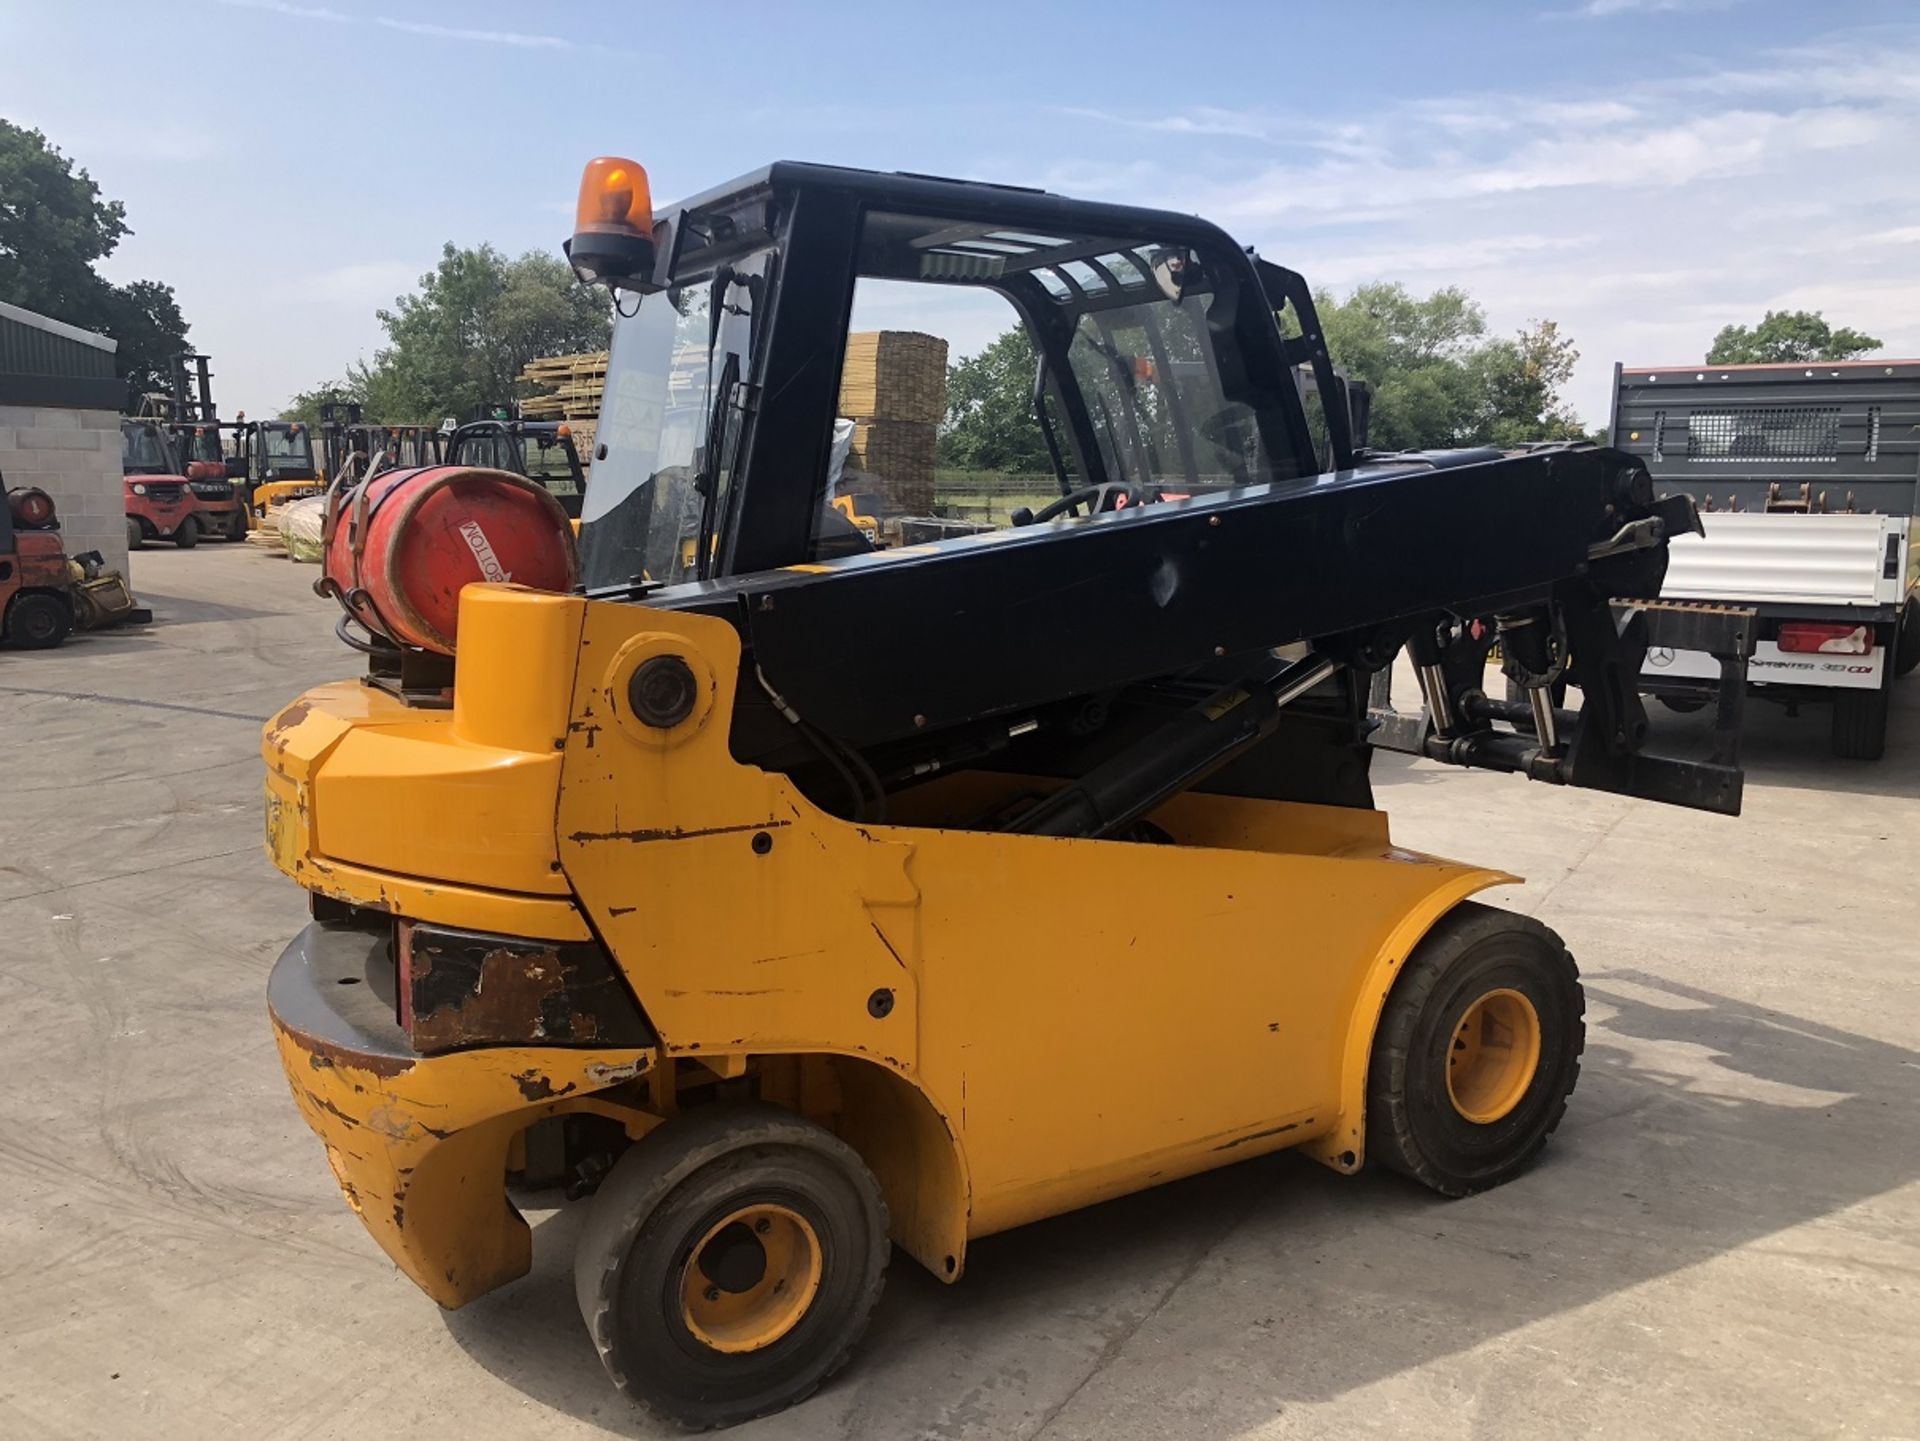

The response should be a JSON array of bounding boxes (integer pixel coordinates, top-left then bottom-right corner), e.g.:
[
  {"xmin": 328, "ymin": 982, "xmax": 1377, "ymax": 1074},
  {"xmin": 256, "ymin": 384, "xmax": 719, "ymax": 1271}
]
[
  {"xmin": 680, "ymin": 1203, "xmax": 823, "ymax": 1354},
  {"xmin": 1446, "ymin": 988, "xmax": 1542, "ymax": 1124}
]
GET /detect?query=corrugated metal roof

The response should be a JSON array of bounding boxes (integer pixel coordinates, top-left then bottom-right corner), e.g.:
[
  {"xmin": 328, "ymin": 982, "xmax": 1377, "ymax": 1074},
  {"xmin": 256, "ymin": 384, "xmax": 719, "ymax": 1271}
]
[{"xmin": 0, "ymin": 300, "xmax": 119, "ymax": 380}]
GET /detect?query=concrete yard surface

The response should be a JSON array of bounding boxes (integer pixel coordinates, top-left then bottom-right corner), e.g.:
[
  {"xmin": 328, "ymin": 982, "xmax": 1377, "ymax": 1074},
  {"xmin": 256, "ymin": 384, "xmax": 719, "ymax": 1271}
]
[{"xmin": 1, "ymin": 545, "xmax": 1915, "ymax": 1439}]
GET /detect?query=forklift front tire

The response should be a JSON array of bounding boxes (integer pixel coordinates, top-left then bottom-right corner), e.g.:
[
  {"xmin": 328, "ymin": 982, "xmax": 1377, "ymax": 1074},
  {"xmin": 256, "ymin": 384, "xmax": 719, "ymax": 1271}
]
[
  {"xmin": 574, "ymin": 1104, "xmax": 890, "ymax": 1430},
  {"xmin": 1366, "ymin": 901, "xmax": 1583, "ymax": 1198},
  {"xmin": 173, "ymin": 516, "xmax": 199, "ymax": 549},
  {"xmin": 5, "ymin": 592, "xmax": 72, "ymax": 649}
]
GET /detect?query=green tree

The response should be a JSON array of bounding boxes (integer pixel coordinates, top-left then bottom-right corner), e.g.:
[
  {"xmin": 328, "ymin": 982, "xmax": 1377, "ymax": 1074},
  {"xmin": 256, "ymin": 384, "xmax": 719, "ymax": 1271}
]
[
  {"xmin": 1706, "ymin": 310, "xmax": 1881, "ymax": 365},
  {"xmin": 278, "ymin": 377, "xmax": 366, "ymax": 424},
  {"xmin": 1313, "ymin": 283, "xmax": 1594, "ymax": 451},
  {"xmin": 290, "ymin": 243, "xmax": 611, "ymax": 422},
  {"xmin": 939, "ymin": 326, "xmax": 1052, "ymax": 472},
  {"xmin": 1472, "ymin": 318, "xmax": 1589, "ymax": 448},
  {"xmin": 0, "ymin": 120, "xmax": 191, "ymax": 398}
]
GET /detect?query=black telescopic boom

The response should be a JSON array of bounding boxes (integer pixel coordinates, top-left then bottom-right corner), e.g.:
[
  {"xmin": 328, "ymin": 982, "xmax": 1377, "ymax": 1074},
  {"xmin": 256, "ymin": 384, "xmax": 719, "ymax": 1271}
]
[{"xmin": 1006, "ymin": 655, "xmax": 1338, "ymax": 839}]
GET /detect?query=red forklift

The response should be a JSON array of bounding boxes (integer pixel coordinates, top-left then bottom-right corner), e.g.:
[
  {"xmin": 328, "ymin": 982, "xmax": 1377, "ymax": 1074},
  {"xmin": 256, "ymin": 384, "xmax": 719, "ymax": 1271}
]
[
  {"xmin": 123, "ymin": 418, "xmax": 202, "ymax": 549},
  {"xmin": 2, "ymin": 475, "xmax": 146, "ymax": 649},
  {"xmin": 163, "ymin": 354, "xmax": 248, "ymax": 541}
]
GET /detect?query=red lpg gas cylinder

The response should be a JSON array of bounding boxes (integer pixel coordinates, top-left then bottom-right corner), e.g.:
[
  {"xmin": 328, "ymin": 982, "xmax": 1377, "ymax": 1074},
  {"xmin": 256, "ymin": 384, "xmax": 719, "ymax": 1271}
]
[
  {"xmin": 6, "ymin": 487, "xmax": 58, "ymax": 528},
  {"xmin": 323, "ymin": 465, "xmax": 577, "ymax": 654}
]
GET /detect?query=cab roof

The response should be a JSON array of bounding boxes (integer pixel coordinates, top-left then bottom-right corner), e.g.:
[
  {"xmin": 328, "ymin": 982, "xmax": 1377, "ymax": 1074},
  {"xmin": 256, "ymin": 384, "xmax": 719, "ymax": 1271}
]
[{"xmin": 662, "ymin": 160, "xmax": 1230, "ymax": 249}]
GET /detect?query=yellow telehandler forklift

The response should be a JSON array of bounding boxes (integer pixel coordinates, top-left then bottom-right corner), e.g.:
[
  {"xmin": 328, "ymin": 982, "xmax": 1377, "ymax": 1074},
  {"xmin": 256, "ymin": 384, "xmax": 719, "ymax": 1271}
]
[{"xmin": 262, "ymin": 157, "xmax": 1753, "ymax": 1428}]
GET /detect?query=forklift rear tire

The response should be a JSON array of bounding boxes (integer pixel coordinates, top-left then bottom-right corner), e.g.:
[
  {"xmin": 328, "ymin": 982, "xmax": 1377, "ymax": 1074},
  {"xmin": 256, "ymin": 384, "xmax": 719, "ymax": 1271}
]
[
  {"xmin": 1831, "ymin": 682, "xmax": 1889, "ymax": 761},
  {"xmin": 574, "ymin": 1104, "xmax": 890, "ymax": 1430},
  {"xmin": 127, "ymin": 518, "xmax": 144, "ymax": 551},
  {"xmin": 173, "ymin": 516, "xmax": 199, "ymax": 549},
  {"xmin": 1366, "ymin": 901, "xmax": 1583, "ymax": 1198},
  {"xmin": 4, "ymin": 592, "xmax": 72, "ymax": 650}
]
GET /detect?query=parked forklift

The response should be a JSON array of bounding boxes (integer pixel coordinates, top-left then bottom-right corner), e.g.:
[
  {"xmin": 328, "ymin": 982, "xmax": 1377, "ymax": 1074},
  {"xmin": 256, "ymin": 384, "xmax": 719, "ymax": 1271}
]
[
  {"xmin": 446, "ymin": 408, "xmax": 589, "ymax": 516},
  {"xmin": 129, "ymin": 354, "xmax": 247, "ymax": 542},
  {"xmin": 230, "ymin": 415, "xmax": 324, "ymax": 525},
  {"xmin": 261, "ymin": 158, "xmax": 1751, "ymax": 1429},
  {"xmin": 3, "ymin": 474, "xmax": 146, "ymax": 648},
  {"xmin": 121, "ymin": 419, "xmax": 200, "ymax": 549},
  {"xmin": 318, "ymin": 402, "xmax": 445, "ymax": 485}
]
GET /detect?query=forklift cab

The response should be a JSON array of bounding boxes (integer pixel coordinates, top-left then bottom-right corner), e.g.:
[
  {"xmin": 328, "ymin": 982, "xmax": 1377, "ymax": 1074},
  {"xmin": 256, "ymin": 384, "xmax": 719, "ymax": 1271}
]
[
  {"xmin": 577, "ymin": 164, "xmax": 1338, "ymax": 589},
  {"xmin": 237, "ymin": 420, "xmax": 323, "ymax": 520},
  {"xmin": 447, "ymin": 417, "xmax": 588, "ymax": 517},
  {"xmin": 243, "ymin": 420, "xmax": 319, "ymax": 484}
]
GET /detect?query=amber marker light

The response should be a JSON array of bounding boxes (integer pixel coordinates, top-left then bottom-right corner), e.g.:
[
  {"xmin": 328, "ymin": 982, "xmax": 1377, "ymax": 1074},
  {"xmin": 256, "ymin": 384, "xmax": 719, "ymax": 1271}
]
[{"xmin": 566, "ymin": 155, "xmax": 659, "ymax": 291}]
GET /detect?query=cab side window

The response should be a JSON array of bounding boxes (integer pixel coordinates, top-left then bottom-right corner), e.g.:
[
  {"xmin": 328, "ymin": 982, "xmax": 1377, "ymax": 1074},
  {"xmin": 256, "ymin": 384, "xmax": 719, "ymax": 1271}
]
[{"xmin": 810, "ymin": 217, "xmax": 1075, "ymax": 560}]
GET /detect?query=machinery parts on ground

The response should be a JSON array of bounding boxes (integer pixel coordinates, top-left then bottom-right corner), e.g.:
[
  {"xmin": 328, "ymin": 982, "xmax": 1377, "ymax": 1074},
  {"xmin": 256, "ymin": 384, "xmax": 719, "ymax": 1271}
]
[
  {"xmin": 260, "ymin": 157, "xmax": 1751, "ymax": 1429},
  {"xmin": 3, "ymin": 480, "xmax": 149, "ymax": 648}
]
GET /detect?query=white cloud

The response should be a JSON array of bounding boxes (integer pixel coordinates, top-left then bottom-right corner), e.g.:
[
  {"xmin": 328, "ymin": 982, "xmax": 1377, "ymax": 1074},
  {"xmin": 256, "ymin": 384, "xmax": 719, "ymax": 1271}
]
[
  {"xmin": 211, "ymin": 0, "xmax": 599, "ymax": 51},
  {"xmin": 1562, "ymin": 0, "xmax": 1743, "ymax": 16},
  {"xmin": 1052, "ymin": 25, "xmax": 1920, "ymax": 425},
  {"xmin": 371, "ymin": 16, "xmax": 571, "ymax": 49},
  {"xmin": 213, "ymin": 0, "xmax": 350, "ymax": 20}
]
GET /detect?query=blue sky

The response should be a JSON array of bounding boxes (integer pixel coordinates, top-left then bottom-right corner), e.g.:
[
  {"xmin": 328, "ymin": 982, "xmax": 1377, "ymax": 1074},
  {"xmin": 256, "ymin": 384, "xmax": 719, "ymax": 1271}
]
[{"xmin": 4, "ymin": 0, "xmax": 1917, "ymax": 426}]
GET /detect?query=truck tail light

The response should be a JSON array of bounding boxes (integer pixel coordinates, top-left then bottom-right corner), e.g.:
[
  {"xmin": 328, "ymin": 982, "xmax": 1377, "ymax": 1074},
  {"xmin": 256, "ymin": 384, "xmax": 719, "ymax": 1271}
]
[{"xmin": 1777, "ymin": 622, "xmax": 1870, "ymax": 655}]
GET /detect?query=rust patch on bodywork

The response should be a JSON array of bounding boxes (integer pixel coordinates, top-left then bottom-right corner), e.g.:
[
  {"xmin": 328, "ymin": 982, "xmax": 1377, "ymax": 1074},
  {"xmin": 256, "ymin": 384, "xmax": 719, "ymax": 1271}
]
[
  {"xmin": 293, "ymin": 1026, "xmax": 415, "ymax": 1080},
  {"xmin": 511, "ymin": 1068, "xmax": 578, "ymax": 1102},
  {"xmin": 405, "ymin": 925, "xmax": 653, "ymax": 1055},
  {"xmin": 263, "ymin": 699, "xmax": 313, "ymax": 751}
]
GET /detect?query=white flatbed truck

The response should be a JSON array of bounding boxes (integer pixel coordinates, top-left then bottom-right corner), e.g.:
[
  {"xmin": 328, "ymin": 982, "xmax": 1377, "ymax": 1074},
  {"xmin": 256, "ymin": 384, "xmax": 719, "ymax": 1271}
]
[{"xmin": 1611, "ymin": 360, "xmax": 1920, "ymax": 758}]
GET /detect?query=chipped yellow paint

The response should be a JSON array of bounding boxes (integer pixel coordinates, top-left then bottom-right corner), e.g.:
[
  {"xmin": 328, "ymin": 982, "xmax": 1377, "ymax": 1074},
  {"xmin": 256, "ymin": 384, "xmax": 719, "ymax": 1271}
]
[
  {"xmin": 271, "ymin": 1014, "xmax": 654, "ymax": 1307},
  {"xmin": 267, "ymin": 583, "xmax": 1515, "ymax": 1299}
]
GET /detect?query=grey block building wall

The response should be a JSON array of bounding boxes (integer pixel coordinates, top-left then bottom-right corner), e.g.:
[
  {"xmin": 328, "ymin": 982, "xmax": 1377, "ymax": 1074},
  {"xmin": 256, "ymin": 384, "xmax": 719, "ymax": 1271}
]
[{"xmin": 0, "ymin": 301, "xmax": 128, "ymax": 575}]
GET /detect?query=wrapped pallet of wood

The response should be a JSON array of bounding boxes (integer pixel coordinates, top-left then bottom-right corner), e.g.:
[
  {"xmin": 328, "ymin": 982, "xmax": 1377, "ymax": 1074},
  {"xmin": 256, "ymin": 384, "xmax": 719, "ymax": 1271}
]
[
  {"xmin": 838, "ymin": 332, "xmax": 948, "ymax": 426},
  {"xmin": 838, "ymin": 331, "xmax": 948, "ymax": 519},
  {"xmin": 848, "ymin": 420, "xmax": 939, "ymax": 514}
]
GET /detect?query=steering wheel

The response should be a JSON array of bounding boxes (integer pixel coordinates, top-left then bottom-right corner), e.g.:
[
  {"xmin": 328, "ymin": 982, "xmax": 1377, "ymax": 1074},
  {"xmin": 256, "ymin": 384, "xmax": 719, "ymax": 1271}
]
[{"xmin": 1017, "ymin": 482, "xmax": 1150, "ymax": 526}]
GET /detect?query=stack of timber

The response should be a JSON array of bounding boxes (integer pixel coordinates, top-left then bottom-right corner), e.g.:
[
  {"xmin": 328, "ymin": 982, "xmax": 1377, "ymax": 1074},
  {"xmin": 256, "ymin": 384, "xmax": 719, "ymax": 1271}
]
[
  {"xmin": 520, "ymin": 351, "xmax": 609, "ymax": 461},
  {"xmin": 837, "ymin": 332, "xmax": 948, "ymax": 518}
]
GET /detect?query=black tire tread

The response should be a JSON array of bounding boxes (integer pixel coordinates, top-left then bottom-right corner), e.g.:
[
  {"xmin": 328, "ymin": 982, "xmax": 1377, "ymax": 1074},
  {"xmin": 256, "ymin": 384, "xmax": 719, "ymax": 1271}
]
[
  {"xmin": 1895, "ymin": 600, "xmax": 1919, "ymax": 679},
  {"xmin": 1366, "ymin": 900, "xmax": 1583, "ymax": 1197},
  {"xmin": 1831, "ymin": 684, "xmax": 1889, "ymax": 761},
  {"xmin": 5, "ymin": 591, "xmax": 72, "ymax": 650},
  {"xmin": 574, "ymin": 1103, "xmax": 889, "ymax": 1431}
]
